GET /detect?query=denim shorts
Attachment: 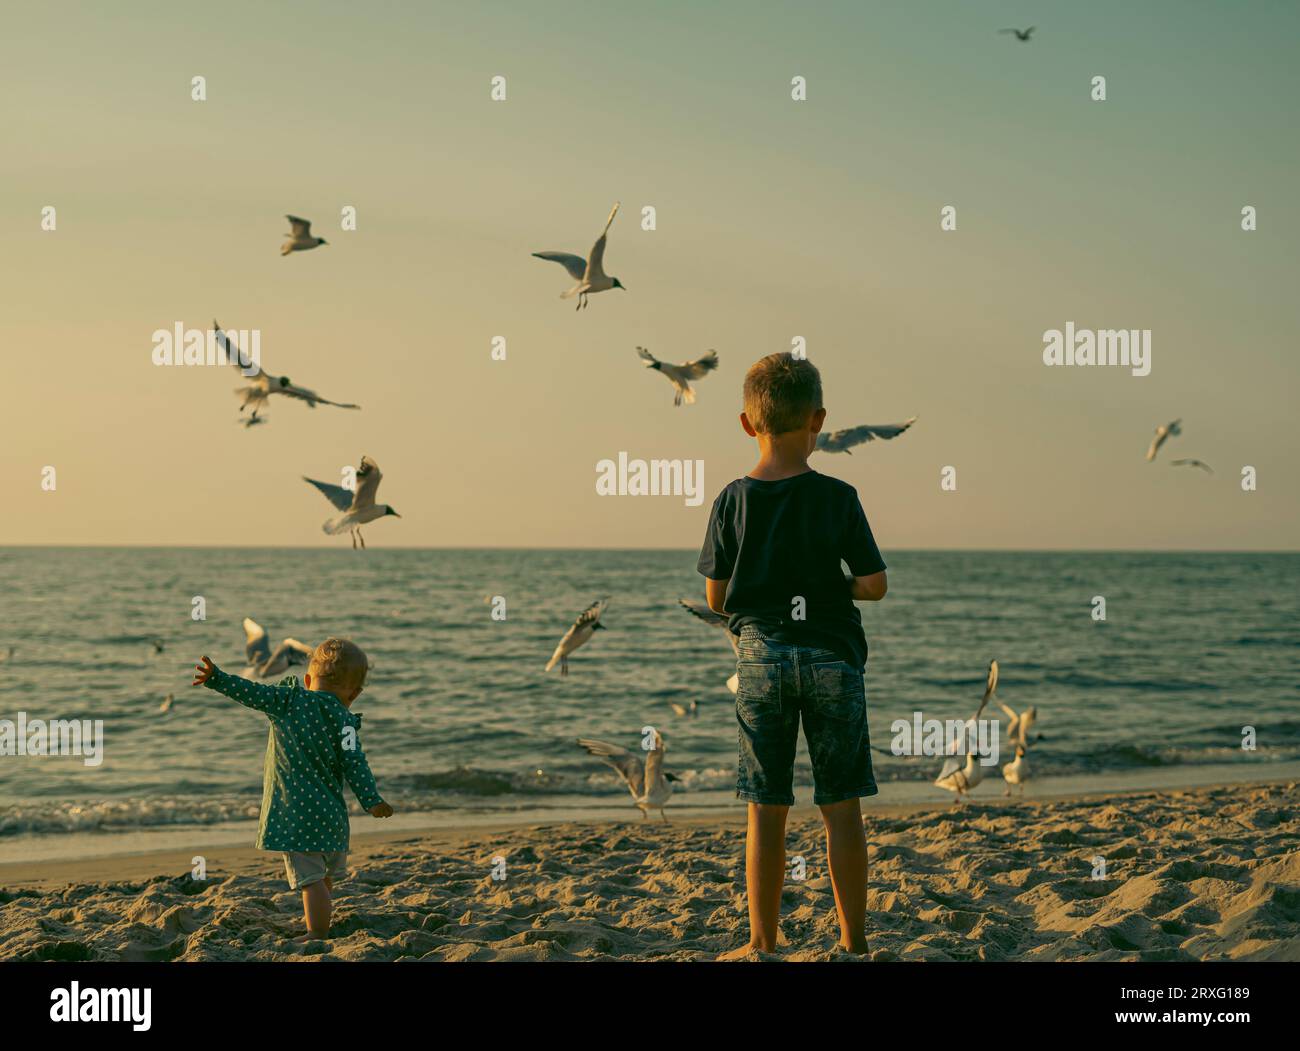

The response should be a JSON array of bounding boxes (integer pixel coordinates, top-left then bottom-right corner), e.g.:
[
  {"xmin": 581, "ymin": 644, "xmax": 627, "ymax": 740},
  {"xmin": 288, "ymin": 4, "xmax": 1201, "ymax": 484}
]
[
  {"xmin": 282, "ymin": 850, "xmax": 349, "ymax": 890},
  {"xmin": 734, "ymin": 626, "xmax": 878, "ymax": 806}
]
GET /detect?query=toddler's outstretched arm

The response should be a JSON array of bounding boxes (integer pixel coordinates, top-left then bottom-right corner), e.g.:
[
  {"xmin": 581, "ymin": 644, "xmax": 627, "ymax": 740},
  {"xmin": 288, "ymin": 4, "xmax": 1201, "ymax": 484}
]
[{"xmin": 191, "ymin": 656, "xmax": 292, "ymax": 716}]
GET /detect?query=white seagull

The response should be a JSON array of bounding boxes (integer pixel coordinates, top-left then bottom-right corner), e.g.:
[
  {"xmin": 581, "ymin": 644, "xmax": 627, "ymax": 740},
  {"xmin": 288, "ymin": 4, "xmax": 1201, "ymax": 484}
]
[
  {"xmin": 935, "ymin": 751, "xmax": 985, "ymax": 804},
  {"xmin": 816, "ymin": 417, "xmax": 917, "ymax": 454},
  {"xmin": 636, "ymin": 347, "xmax": 719, "ymax": 406},
  {"xmin": 1002, "ymin": 744, "xmax": 1030, "ymax": 797},
  {"xmin": 935, "ymin": 659, "xmax": 999, "ymax": 789},
  {"xmin": 668, "ymin": 700, "xmax": 699, "ymax": 718},
  {"xmin": 303, "ymin": 456, "xmax": 401, "ymax": 549},
  {"xmin": 577, "ymin": 731, "xmax": 676, "ymax": 820},
  {"xmin": 544, "ymin": 598, "xmax": 608, "ymax": 676},
  {"xmin": 532, "ymin": 202, "xmax": 626, "ymax": 310},
  {"xmin": 215, "ymin": 321, "xmax": 360, "ymax": 417},
  {"xmin": 678, "ymin": 599, "xmax": 741, "ymax": 694},
  {"xmin": 281, "ymin": 215, "xmax": 327, "ymax": 255},
  {"xmin": 1171, "ymin": 458, "xmax": 1213, "ymax": 475},
  {"xmin": 242, "ymin": 618, "xmax": 314, "ymax": 679},
  {"xmin": 1146, "ymin": 419, "xmax": 1182, "ymax": 461}
]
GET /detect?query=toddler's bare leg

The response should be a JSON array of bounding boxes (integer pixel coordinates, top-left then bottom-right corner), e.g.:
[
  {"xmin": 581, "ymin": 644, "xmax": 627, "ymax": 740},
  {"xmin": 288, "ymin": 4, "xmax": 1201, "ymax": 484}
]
[{"xmin": 302, "ymin": 880, "xmax": 332, "ymax": 939}]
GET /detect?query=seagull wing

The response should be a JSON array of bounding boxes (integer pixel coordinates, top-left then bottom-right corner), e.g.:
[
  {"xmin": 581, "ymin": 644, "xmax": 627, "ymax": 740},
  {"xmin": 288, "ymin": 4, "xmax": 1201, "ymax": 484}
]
[
  {"xmin": 677, "ymin": 351, "xmax": 719, "ymax": 380},
  {"xmin": 286, "ymin": 215, "xmax": 312, "ymax": 237},
  {"xmin": 585, "ymin": 202, "xmax": 620, "ymax": 281},
  {"xmin": 823, "ymin": 418, "xmax": 917, "ymax": 451},
  {"xmin": 679, "ymin": 598, "xmax": 728, "ymax": 630},
  {"xmin": 577, "ymin": 738, "xmax": 645, "ymax": 799},
  {"xmin": 270, "ymin": 638, "xmax": 313, "ymax": 668},
  {"xmin": 352, "ymin": 456, "xmax": 383, "ymax": 509},
  {"xmin": 274, "ymin": 380, "xmax": 360, "ymax": 410},
  {"xmin": 532, "ymin": 252, "xmax": 588, "ymax": 283},
  {"xmin": 215, "ymin": 321, "xmax": 263, "ymax": 378},
  {"xmin": 303, "ymin": 475, "xmax": 354, "ymax": 512},
  {"xmin": 574, "ymin": 597, "xmax": 608, "ymax": 629},
  {"xmin": 975, "ymin": 659, "xmax": 999, "ymax": 719},
  {"xmin": 636, "ymin": 346, "xmax": 659, "ymax": 366},
  {"xmin": 243, "ymin": 617, "xmax": 271, "ymax": 666}
]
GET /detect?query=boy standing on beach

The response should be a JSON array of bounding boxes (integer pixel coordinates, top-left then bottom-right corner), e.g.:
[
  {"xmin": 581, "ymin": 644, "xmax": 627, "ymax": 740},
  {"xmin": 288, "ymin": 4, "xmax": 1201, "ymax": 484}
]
[
  {"xmin": 191, "ymin": 638, "xmax": 393, "ymax": 940},
  {"xmin": 697, "ymin": 353, "xmax": 888, "ymax": 958}
]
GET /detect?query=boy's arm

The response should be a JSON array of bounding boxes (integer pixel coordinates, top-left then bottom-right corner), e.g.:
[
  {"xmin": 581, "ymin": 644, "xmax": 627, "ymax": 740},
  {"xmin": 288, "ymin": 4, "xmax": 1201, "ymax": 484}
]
[
  {"xmin": 697, "ymin": 490, "xmax": 735, "ymax": 614},
  {"xmin": 339, "ymin": 728, "xmax": 390, "ymax": 816},
  {"xmin": 192, "ymin": 656, "xmax": 292, "ymax": 716},
  {"xmin": 843, "ymin": 493, "xmax": 888, "ymax": 602},
  {"xmin": 705, "ymin": 577, "xmax": 730, "ymax": 614}
]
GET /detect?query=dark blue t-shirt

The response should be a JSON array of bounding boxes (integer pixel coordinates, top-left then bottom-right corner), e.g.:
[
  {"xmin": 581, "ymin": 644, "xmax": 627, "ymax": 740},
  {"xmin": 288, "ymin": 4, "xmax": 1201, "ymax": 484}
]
[{"xmin": 696, "ymin": 470, "xmax": 886, "ymax": 670}]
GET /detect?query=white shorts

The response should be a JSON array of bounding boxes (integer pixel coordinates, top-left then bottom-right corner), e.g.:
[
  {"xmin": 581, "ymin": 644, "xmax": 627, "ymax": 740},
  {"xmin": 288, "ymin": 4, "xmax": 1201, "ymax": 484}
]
[{"xmin": 282, "ymin": 850, "xmax": 349, "ymax": 890}]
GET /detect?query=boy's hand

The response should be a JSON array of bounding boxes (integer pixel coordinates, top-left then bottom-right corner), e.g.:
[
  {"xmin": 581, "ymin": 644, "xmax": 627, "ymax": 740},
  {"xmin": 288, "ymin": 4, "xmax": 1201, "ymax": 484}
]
[
  {"xmin": 370, "ymin": 802, "xmax": 393, "ymax": 818},
  {"xmin": 192, "ymin": 656, "xmax": 217, "ymax": 686}
]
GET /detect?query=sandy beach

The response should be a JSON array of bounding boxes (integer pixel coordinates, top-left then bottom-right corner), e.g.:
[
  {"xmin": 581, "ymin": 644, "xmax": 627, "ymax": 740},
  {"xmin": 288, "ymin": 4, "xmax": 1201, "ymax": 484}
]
[{"xmin": 2, "ymin": 779, "xmax": 1296, "ymax": 963}]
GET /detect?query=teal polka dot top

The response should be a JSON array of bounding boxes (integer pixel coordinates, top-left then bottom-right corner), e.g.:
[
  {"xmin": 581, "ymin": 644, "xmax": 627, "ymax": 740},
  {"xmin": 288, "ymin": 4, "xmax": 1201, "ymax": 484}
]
[{"xmin": 204, "ymin": 666, "xmax": 385, "ymax": 852}]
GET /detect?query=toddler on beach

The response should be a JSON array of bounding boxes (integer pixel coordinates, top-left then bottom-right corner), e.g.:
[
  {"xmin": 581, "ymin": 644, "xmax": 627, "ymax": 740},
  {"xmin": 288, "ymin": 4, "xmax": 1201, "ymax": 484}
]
[
  {"xmin": 191, "ymin": 638, "xmax": 393, "ymax": 939},
  {"xmin": 697, "ymin": 352, "xmax": 888, "ymax": 958}
]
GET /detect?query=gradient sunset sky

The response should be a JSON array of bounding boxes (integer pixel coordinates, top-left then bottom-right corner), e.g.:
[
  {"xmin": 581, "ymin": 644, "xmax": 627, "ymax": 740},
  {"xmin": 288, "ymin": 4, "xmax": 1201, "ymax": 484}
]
[{"xmin": 4, "ymin": 0, "xmax": 1297, "ymax": 549}]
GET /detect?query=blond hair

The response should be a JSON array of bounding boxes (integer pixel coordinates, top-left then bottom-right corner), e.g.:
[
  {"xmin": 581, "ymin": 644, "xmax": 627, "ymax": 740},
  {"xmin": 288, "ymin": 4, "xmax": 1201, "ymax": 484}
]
[
  {"xmin": 742, "ymin": 353, "xmax": 823, "ymax": 434},
  {"xmin": 308, "ymin": 637, "xmax": 369, "ymax": 694}
]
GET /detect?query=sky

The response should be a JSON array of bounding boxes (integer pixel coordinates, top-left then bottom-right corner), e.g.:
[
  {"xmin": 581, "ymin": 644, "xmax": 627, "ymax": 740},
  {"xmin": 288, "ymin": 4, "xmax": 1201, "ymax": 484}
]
[{"xmin": 2, "ymin": 0, "xmax": 1297, "ymax": 549}]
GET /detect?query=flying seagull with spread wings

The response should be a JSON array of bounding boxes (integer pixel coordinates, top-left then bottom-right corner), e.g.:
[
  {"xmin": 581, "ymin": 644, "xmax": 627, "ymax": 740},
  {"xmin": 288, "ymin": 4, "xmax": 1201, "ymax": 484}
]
[
  {"xmin": 545, "ymin": 598, "xmax": 609, "ymax": 676},
  {"xmin": 636, "ymin": 347, "xmax": 719, "ymax": 406},
  {"xmin": 533, "ymin": 202, "xmax": 626, "ymax": 310},
  {"xmin": 303, "ymin": 456, "xmax": 401, "ymax": 549},
  {"xmin": 281, "ymin": 215, "xmax": 327, "ymax": 255},
  {"xmin": 999, "ymin": 26, "xmax": 1035, "ymax": 41},
  {"xmin": 214, "ymin": 321, "xmax": 360, "ymax": 418},
  {"xmin": 577, "ymin": 730, "xmax": 677, "ymax": 820},
  {"xmin": 242, "ymin": 618, "xmax": 314, "ymax": 679},
  {"xmin": 1171, "ymin": 458, "xmax": 1213, "ymax": 475},
  {"xmin": 678, "ymin": 598, "xmax": 740, "ymax": 694},
  {"xmin": 1146, "ymin": 419, "xmax": 1182, "ymax": 461},
  {"xmin": 816, "ymin": 417, "xmax": 917, "ymax": 454}
]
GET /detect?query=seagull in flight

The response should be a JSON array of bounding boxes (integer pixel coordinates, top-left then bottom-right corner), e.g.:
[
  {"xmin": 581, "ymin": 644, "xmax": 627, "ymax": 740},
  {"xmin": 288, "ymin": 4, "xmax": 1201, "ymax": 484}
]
[
  {"xmin": 281, "ymin": 215, "xmax": 327, "ymax": 255},
  {"xmin": 1171, "ymin": 458, "xmax": 1213, "ymax": 475},
  {"xmin": 159, "ymin": 693, "xmax": 175, "ymax": 714},
  {"xmin": 242, "ymin": 618, "xmax": 314, "ymax": 679},
  {"xmin": 999, "ymin": 701, "xmax": 1038, "ymax": 748},
  {"xmin": 303, "ymin": 456, "xmax": 401, "ymax": 549},
  {"xmin": 935, "ymin": 659, "xmax": 999, "ymax": 788},
  {"xmin": 816, "ymin": 417, "xmax": 917, "ymax": 454},
  {"xmin": 1146, "ymin": 419, "xmax": 1182, "ymax": 461},
  {"xmin": 636, "ymin": 347, "xmax": 718, "ymax": 406},
  {"xmin": 577, "ymin": 730, "xmax": 677, "ymax": 820},
  {"xmin": 999, "ymin": 26, "xmax": 1035, "ymax": 41},
  {"xmin": 214, "ymin": 321, "xmax": 360, "ymax": 418},
  {"xmin": 678, "ymin": 599, "xmax": 740, "ymax": 694},
  {"xmin": 545, "ymin": 599, "xmax": 608, "ymax": 676},
  {"xmin": 533, "ymin": 202, "xmax": 626, "ymax": 310}
]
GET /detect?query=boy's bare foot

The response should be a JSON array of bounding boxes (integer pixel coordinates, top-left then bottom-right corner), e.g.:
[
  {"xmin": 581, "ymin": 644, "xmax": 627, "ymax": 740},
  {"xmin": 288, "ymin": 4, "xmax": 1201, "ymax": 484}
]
[
  {"xmin": 837, "ymin": 939, "xmax": 869, "ymax": 955},
  {"xmin": 716, "ymin": 942, "xmax": 771, "ymax": 961}
]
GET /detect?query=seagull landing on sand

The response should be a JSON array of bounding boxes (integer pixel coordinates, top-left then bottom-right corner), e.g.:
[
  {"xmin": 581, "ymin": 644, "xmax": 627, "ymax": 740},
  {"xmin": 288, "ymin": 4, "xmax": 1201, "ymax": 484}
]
[
  {"xmin": 636, "ymin": 347, "xmax": 718, "ymax": 406},
  {"xmin": 577, "ymin": 731, "xmax": 677, "ymax": 820},
  {"xmin": 533, "ymin": 202, "xmax": 626, "ymax": 310},
  {"xmin": 281, "ymin": 215, "xmax": 327, "ymax": 255},
  {"xmin": 1146, "ymin": 419, "xmax": 1182, "ymax": 461},
  {"xmin": 215, "ymin": 321, "xmax": 360, "ymax": 418},
  {"xmin": 999, "ymin": 26, "xmax": 1035, "ymax": 41},
  {"xmin": 303, "ymin": 456, "xmax": 401, "ymax": 549},
  {"xmin": 816, "ymin": 417, "xmax": 917, "ymax": 454},
  {"xmin": 678, "ymin": 599, "xmax": 741, "ymax": 694},
  {"xmin": 1171, "ymin": 458, "xmax": 1214, "ymax": 475},
  {"xmin": 545, "ymin": 598, "xmax": 608, "ymax": 676},
  {"xmin": 242, "ymin": 618, "xmax": 313, "ymax": 679},
  {"xmin": 1002, "ymin": 744, "xmax": 1030, "ymax": 796},
  {"xmin": 934, "ymin": 659, "xmax": 999, "ymax": 794}
]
